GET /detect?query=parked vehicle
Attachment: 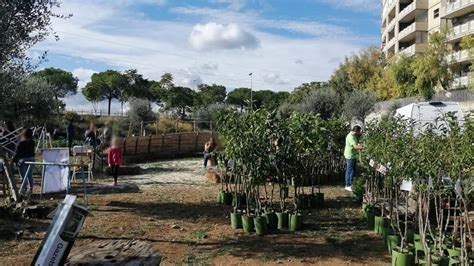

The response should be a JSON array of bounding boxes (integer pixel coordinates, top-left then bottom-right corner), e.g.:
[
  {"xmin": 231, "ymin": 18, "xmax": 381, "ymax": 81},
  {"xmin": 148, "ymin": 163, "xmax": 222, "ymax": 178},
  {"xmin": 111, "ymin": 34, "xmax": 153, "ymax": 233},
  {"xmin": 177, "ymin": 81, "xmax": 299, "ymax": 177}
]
[{"xmin": 395, "ymin": 101, "xmax": 464, "ymax": 134}]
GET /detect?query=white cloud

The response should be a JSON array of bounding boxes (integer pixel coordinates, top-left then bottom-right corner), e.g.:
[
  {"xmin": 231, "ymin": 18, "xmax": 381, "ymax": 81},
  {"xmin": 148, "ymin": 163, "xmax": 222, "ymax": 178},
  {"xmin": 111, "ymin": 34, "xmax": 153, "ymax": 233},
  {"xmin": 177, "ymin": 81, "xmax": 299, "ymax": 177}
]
[
  {"xmin": 319, "ymin": 0, "xmax": 381, "ymax": 13},
  {"xmin": 263, "ymin": 73, "xmax": 289, "ymax": 86},
  {"xmin": 189, "ymin": 22, "xmax": 260, "ymax": 51},
  {"xmin": 72, "ymin": 67, "xmax": 97, "ymax": 89},
  {"xmin": 210, "ymin": 0, "xmax": 248, "ymax": 11},
  {"xmin": 31, "ymin": 0, "xmax": 369, "ymax": 111}
]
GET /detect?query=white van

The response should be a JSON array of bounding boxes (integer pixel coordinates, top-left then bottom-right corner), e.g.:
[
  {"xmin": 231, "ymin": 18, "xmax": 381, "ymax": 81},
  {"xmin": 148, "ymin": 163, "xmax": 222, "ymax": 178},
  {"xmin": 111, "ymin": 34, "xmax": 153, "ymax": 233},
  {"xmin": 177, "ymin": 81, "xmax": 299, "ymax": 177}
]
[{"xmin": 395, "ymin": 101, "xmax": 465, "ymax": 133}]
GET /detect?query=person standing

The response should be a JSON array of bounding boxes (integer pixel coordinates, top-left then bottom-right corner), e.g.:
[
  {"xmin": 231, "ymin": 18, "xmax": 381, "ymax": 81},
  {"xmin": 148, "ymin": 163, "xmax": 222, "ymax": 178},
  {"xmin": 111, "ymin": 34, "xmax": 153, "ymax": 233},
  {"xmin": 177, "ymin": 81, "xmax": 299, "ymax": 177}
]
[
  {"xmin": 67, "ymin": 121, "xmax": 75, "ymax": 152},
  {"xmin": 85, "ymin": 123, "xmax": 98, "ymax": 148},
  {"xmin": 344, "ymin": 125, "xmax": 363, "ymax": 192},
  {"xmin": 203, "ymin": 137, "xmax": 218, "ymax": 168},
  {"xmin": 13, "ymin": 128, "xmax": 35, "ymax": 193},
  {"xmin": 107, "ymin": 136, "xmax": 123, "ymax": 186}
]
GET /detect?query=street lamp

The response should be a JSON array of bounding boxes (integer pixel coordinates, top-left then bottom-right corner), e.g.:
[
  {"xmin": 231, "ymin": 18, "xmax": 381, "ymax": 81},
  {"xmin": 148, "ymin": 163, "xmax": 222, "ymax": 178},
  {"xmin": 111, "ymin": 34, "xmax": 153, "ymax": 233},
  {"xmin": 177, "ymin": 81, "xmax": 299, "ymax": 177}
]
[{"xmin": 249, "ymin": 73, "xmax": 253, "ymax": 111}]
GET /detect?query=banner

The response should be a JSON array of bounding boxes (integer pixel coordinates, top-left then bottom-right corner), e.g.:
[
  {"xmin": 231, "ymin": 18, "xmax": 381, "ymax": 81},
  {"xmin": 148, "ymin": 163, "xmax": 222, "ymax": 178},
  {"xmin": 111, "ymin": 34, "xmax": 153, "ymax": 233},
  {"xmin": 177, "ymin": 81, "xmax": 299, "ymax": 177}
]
[{"xmin": 42, "ymin": 149, "xmax": 70, "ymax": 194}]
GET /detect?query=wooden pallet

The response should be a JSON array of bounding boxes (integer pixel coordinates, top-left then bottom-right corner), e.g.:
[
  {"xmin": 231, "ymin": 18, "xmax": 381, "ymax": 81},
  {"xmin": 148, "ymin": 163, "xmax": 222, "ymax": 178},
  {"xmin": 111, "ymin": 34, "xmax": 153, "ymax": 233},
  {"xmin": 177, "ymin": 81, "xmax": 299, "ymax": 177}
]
[{"xmin": 66, "ymin": 240, "xmax": 161, "ymax": 265}]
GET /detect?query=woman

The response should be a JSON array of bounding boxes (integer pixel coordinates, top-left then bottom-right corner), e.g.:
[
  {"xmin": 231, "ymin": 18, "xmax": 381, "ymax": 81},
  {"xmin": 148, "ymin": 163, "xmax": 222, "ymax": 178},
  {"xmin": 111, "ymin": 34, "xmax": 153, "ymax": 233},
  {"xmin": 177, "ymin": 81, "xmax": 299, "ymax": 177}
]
[
  {"xmin": 13, "ymin": 128, "xmax": 35, "ymax": 193},
  {"xmin": 203, "ymin": 137, "xmax": 218, "ymax": 168}
]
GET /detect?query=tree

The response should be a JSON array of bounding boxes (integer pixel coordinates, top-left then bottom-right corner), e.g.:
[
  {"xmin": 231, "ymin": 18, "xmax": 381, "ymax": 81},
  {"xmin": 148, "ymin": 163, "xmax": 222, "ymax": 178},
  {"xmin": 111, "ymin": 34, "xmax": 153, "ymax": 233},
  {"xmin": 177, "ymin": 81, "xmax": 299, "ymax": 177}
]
[
  {"xmin": 0, "ymin": 1, "xmax": 64, "ymax": 69},
  {"xmin": 460, "ymin": 35, "xmax": 474, "ymax": 89},
  {"xmin": 253, "ymin": 90, "xmax": 290, "ymax": 111},
  {"xmin": 0, "ymin": 1, "xmax": 65, "ymax": 122},
  {"xmin": 227, "ymin": 87, "xmax": 251, "ymax": 111},
  {"xmin": 123, "ymin": 69, "xmax": 152, "ymax": 100},
  {"xmin": 329, "ymin": 64, "xmax": 353, "ymax": 100},
  {"xmin": 372, "ymin": 55, "xmax": 417, "ymax": 100},
  {"xmin": 291, "ymin": 88, "xmax": 339, "ymax": 120},
  {"xmin": 150, "ymin": 73, "xmax": 174, "ymax": 106},
  {"xmin": 32, "ymin": 67, "xmax": 78, "ymax": 100},
  {"xmin": 286, "ymin": 81, "xmax": 328, "ymax": 105},
  {"xmin": 342, "ymin": 90, "xmax": 376, "ymax": 123},
  {"xmin": 82, "ymin": 70, "xmax": 128, "ymax": 115},
  {"xmin": 163, "ymin": 86, "xmax": 196, "ymax": 118},
  {"xmin": 412, "ymin": 30, "xmax": 455, "ymax": 98},
  {"xmin": 345, "ymin": 47, "xmax": 386, "ymax": 92},
  {"xmin": 1, "ymin": 76, "xmax": 59, "ymax": 125},
  {"xmin": 127, "ymin": 98, "xmax": 156, "ymax": 132},
  {"xmin": 195, "ymin": 84, "xmax": 226, "ymax": 107}
]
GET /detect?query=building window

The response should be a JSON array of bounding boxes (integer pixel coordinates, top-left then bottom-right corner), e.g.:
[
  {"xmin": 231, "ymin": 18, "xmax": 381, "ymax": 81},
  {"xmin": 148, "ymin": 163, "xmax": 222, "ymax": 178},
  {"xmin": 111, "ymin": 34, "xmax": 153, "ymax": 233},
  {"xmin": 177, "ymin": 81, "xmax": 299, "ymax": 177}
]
[{"xmin": 434, "ymin": 8, "xmax": 439, "ymax": 19}]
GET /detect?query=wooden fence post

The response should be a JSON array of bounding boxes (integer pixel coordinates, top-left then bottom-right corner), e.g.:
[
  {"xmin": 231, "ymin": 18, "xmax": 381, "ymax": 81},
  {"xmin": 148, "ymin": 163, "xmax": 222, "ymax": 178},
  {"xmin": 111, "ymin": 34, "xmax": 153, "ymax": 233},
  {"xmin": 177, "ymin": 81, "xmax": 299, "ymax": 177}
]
[
  {"xmin": 148, "ymin": 135, "xmax": 152, "ymax": 154},
  {"xmin": 135, "ymin": 136, "xmax": 139, "ymax": 155},
  {"xmin": 123, "ymin": 138, "xmax": 127, "ymax": 155},
  {"xmin": 194, "ymin": 131, "xmax": 199, "ymax": 153},
  {"xmin": 161, "ymin": 134, "xmax": 165, "ymax": 152}
]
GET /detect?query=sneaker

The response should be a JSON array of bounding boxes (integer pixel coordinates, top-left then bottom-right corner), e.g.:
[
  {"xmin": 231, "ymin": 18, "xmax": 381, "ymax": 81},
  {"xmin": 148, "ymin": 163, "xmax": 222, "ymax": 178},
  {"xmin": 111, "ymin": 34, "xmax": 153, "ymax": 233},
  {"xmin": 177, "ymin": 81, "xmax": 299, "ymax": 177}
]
[{"xmin": 344, "ymin": 186, "xmax": 352, "ymax": 192}]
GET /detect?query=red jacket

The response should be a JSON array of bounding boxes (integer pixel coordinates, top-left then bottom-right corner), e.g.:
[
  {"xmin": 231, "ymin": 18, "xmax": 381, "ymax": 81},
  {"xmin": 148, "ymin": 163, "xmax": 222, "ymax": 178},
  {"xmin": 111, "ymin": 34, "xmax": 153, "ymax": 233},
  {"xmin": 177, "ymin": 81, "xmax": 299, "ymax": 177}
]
[{"xmin": 107, "ymin": 147, "xmax": 123, "ymax": 166}]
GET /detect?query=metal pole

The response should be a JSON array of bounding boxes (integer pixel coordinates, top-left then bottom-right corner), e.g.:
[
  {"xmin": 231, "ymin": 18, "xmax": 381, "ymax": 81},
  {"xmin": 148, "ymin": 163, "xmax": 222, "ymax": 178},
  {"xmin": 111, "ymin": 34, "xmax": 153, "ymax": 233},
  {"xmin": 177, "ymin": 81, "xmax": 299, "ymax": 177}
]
[{"xmin": 250, "ymin": 74, "xmax": 253, "ymax": 111}]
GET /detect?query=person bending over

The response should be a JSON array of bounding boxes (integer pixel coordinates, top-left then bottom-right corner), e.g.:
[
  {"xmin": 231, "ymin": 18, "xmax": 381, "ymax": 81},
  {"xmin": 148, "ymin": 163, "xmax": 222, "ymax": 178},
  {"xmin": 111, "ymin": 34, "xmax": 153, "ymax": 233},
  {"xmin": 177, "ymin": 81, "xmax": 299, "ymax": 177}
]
[
  {"xmin": 203, "ymin": 137, "xmax": 218, "ymax": 168},
  {"xmin": 344, "ymin": 125, "xmax": 364, "ymax": 192}
]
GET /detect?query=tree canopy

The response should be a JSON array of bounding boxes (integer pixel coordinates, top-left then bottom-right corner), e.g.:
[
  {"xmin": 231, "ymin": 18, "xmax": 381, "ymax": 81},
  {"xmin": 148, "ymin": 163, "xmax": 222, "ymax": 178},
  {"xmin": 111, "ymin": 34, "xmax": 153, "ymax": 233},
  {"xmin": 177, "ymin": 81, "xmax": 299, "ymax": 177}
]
[
  {"xmin": 32, "ymin": 67, "xmax": 78, "ymax": 99},
  {"xmin": 83, "ymin": 70, "xmax": 128, "ymax": 115}
]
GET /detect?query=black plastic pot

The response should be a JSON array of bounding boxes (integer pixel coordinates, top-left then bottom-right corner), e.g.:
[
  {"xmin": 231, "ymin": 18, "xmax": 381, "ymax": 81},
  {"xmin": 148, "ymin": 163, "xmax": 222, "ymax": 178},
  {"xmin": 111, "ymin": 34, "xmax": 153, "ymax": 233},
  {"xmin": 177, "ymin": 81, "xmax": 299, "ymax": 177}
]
[
  {"xmin": 223, "ymin": 192, "xmax": 233, "ymax": 206},
  {"xmin": 263, "ymin": 212, "xmax": 278, "ymax": 231}
]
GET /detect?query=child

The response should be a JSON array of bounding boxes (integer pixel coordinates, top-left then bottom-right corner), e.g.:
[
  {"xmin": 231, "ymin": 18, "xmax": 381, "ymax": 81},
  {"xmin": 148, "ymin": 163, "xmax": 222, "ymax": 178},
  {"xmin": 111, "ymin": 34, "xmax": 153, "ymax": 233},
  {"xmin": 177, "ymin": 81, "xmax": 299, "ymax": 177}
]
[
  {"xmin": 107, "ymin": 136, "xmax": 123, "ymax": 186},
  {"xmin": 13, "ymin": 128, "xmax": 35, "ymax": 193}
]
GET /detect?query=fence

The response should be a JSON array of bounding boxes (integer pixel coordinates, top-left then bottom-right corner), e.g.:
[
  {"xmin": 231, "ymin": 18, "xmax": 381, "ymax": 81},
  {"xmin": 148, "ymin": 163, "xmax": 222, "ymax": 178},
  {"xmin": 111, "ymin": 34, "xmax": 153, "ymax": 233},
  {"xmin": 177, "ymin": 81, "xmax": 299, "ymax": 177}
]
[{"xmin": 122, "ymin": 131, "xmax": 215, "ymax": 160}]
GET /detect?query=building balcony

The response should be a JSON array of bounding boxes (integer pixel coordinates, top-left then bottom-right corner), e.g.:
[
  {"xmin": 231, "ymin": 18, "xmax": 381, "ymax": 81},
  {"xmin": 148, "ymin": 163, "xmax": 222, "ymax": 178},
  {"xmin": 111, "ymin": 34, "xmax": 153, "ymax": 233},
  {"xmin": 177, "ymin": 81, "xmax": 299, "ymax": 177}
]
[
  {"xmin": 447, "ymin": 49, "xmax": 473, "ymax": 63},
  {"xmin": 448, "ymin": 19, "xmax": 474, "ymax": 42},
  {"xmin": 383, "ymin": 0, "xmax": 398, "ymax": 18},
  {"xmin": 398, "ymin": 0, "xmax": 428, "ymax": 22},
  {"xmin": 399, "ymin": 44, "xmax": 416, "ymax": 56},
  {"xmin": 451, "ymin": 75, "xmax": 471, "ymax": 88},
  {"xmin": 443, "ymin": 0, "xmax": 474, "ymax": 19},
  {"xmin": 399, "ymin": 43, "xmax": 426, "ymax": 56},
  {"xmin": 384, "ymin": 37, "xmax": 397, "ymax": 53},
  {"xmin": 398, "ymin": 21, "xmax": 427, "ymax": 42}
]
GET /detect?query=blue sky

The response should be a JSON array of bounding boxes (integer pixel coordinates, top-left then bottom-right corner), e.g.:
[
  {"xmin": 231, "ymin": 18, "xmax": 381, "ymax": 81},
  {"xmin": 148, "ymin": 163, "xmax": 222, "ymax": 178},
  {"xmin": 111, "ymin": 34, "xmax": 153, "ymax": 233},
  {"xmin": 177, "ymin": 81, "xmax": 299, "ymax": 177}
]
[{"xmin": 32, "ymin": 0, "xmax": 381, "ymax": 112}]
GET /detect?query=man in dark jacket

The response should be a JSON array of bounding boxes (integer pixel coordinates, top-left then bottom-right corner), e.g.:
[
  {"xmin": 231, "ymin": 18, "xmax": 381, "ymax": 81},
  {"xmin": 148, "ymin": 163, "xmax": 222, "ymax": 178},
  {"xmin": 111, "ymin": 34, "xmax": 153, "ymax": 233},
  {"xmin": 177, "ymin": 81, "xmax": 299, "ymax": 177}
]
[{"xmin": 67, "ymin": 121, "xmax": 75, "ymax": 152}]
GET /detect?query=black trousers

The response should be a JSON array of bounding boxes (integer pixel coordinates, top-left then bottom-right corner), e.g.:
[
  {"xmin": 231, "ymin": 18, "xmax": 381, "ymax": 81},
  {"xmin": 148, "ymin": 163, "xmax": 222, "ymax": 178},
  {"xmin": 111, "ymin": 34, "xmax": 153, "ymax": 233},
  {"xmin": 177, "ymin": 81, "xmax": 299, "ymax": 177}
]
[{"xmin": 110, "ymin": 165, "xmax": 120, "ymax": 183}]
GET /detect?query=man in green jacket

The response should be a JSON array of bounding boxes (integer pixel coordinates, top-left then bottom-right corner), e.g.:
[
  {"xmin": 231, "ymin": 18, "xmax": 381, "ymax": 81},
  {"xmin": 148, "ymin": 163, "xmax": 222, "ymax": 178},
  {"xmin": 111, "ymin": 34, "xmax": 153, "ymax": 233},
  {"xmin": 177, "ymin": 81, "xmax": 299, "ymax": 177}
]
[{"xmin": 344, "ymin": 126, "xmax": 364, "ymax": 192}]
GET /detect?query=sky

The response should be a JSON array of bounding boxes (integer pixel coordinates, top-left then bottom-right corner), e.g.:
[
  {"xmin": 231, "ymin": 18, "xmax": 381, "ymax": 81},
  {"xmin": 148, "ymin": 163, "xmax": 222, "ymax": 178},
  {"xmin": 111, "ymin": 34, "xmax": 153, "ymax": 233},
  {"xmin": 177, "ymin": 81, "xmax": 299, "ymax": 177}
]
[{"xmin": 31, "ymin": 0, "xmax": 382, "ymax": 113}]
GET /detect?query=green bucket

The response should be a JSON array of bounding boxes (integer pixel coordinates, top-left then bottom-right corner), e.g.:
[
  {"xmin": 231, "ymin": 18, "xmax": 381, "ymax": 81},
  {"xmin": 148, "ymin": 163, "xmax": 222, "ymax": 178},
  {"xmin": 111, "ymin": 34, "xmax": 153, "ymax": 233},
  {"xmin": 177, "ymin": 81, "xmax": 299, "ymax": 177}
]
[
  {"xmin": 217, "ymin": 191, "xmax": 225, "ymax": 204},
  {"xmin": 242, "ymin": 214, "xmax": 255, "ymax": 233},
  {"xmin": 254, "ymin": 216, "xmax": 268, "ymax": 236},
  {"xmin": 276, "ymin": 211, "xmax": 289, "ymax": 230},
  {"xmin": 230, "ymin": 212, "xmax": 242, "ymax": 229},
  {"xmin": 387, "ymin": 234, "xmax": 401, "ymax": 254},
  {"xmin": 280, "ymin": 187, "xmax": 289, "ymax": 199},
  {"xmin": 374, "ymin": 215, "xmax": 384, "ymax": 235},
  {"xmin": 391, "ymin": 248, "xmax": 414, "ymax": 266},
  {"xmin": 290, "ymin": 213, "xmax": 303, "ymax": 231},
  {"xmin": 367, "ymin": 209, "xmax": 375, "ymax": 230}
]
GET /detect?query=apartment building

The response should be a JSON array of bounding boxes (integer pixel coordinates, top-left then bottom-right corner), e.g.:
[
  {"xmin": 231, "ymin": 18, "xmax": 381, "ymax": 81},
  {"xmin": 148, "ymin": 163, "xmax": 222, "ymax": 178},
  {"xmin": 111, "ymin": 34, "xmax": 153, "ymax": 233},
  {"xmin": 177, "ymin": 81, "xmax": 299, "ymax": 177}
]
[{"xmin": 381, "ymin": 0, "xmax": 473, "ymax": 88}]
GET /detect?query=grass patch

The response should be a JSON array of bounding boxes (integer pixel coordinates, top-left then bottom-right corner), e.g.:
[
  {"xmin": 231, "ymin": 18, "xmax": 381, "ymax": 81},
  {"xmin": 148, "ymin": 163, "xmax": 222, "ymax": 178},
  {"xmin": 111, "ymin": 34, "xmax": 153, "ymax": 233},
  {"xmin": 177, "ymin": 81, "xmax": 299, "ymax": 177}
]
[{"xmin": 191, "ymin": 228, "xmax": 209, "ymax": 240}]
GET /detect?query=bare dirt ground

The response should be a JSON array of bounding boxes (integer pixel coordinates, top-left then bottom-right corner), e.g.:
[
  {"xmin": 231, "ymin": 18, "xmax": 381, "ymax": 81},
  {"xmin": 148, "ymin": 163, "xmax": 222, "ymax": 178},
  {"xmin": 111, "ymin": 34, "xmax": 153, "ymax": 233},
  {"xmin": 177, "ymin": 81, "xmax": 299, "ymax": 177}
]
[{"xmin": 0, "ymin": 158, "xmax": 390, "ymax": 265}]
